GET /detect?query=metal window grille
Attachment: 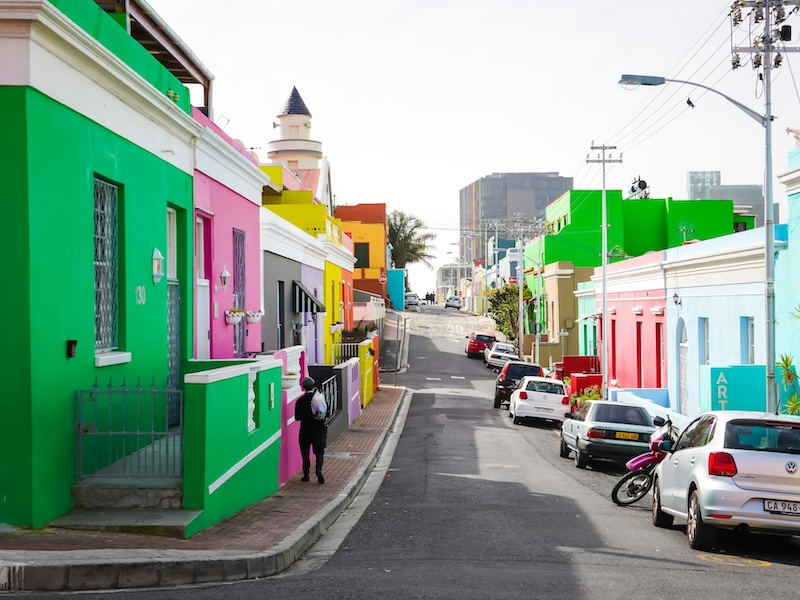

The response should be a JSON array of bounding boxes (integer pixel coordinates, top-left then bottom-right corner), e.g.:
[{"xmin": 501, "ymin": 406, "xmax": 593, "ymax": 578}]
[
  {"xmin": 319, "ymin": 375, "xmax": 341, "ymax": 421},
  {"xmin": 233, "ymin": 229, "xmax": 246, "ymax": 356},
  {"xmin": 332, "ymin": 343, "xmax": 360, "ymax": 365},
  {"xmin": 94, "ymin": 179, "xmax": 119, "ymax": 352}
]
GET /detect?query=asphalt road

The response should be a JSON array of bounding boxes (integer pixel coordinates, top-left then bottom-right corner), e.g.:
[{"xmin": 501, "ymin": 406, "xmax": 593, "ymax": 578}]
[{"xmin": 31, "ymin": 307, "xmax": 800, "ymax": 599}]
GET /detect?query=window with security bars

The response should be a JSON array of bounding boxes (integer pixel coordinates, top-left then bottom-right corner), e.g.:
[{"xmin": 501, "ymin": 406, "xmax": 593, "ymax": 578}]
[
  {"xmin": 94, "ymin": 179, "xmax": 119, "ymax": 352},
  {"xmin": 233, "ymin": 229, "xmax": 246, "ymax": 356}
]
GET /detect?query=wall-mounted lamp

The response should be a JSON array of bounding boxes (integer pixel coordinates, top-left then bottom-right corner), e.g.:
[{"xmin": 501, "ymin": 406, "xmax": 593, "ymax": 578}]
[
  {"xmin": 673, "ymin": 293, "xmax": 682, "ymax": 306},
  {"xmin": 220, "ymin": 266, "xmax": 231, "ymax": 292},
  {"xmin": 152, "ymin": 248, "xmax": 165, "ymax": 285}
]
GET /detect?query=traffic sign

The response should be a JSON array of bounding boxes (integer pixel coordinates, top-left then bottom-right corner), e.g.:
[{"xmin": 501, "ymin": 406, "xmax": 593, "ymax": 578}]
[
  {"xmin": 378, "ymin": 274, "xmax": 387, "ymax": 284},
  {"xmin": 458, "ymin": 291, "xmax": 462, "ymax": 297}
]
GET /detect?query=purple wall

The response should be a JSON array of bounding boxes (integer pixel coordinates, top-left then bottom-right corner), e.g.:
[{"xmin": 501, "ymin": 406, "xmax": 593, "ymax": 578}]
[{"xmin": 301, "ymin": 264, "xmax": 324, "ymax": 365}]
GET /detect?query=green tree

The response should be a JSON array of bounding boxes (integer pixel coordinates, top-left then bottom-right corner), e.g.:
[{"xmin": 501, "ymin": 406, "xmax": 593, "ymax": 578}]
[
  {"xmin": 488, "ymin": 283, "xmax": 531, "ymax": 342},
  {"xmin": 387, "ymin": 210, "xmax": 436, "ymax": 269}
]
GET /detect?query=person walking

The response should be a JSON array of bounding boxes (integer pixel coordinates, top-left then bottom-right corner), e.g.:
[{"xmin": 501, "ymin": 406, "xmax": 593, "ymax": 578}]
[{"xmin": 295, "ymin": 376, "xmax": 327, "ymax": 484}]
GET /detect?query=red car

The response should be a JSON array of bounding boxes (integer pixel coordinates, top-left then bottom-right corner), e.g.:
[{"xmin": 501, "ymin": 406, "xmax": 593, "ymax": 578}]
[{"xmin": 465, "ymin": 331, "xmax": 498, "ymax": 358}]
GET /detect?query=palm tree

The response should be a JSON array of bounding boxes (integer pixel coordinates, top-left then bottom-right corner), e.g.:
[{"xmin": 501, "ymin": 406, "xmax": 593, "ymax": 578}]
[{"xmin": 387, "ymin": 210, "xmax": 436, "ymax": 269}]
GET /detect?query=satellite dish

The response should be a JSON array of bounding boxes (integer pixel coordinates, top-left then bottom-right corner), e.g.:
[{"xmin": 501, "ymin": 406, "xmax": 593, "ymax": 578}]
[
  {"xmin": 250, "ymin": 151, "xmax": 260, "ymax": 162},
  {"xmin": 272, "ymin": 122, "xmax": 280, "ymax": 129},
  {"xmin": 233, "ymin": 138, "xmax": 246, "ymax": 149}
]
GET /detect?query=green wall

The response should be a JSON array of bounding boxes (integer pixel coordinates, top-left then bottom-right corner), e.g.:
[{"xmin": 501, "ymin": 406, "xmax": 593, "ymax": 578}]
[
  {"xmin": 0, "ymin": 88, "xmax": 193, "ymax": 527},
  {"xmin": 183, "ymin": 364, "xmax": 282, "ymax": 537},
  {"xmin": 0, "ymin": 88, "xmax": 33, "ymax": 525}
]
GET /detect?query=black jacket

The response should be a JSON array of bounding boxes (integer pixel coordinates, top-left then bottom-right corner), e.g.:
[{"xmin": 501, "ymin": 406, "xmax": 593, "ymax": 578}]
[{"xmin": 295, "ymin": 390, "xmax": 327, "ymax": 438}]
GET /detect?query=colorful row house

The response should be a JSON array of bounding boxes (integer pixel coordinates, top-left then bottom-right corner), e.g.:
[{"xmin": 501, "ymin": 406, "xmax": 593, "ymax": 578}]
[{"xmin": 0, "ymin": 0, "xmax": 381, "ymax": 535}]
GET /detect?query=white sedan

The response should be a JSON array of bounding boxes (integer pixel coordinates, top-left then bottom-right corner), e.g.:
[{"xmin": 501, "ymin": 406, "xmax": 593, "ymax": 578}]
[
  {"xmin": 508, "ymin": 376, "xmax": 569, "ymax": 425},
  {"xmin": 483, "ymin": 342, "xmax": 519, "ymax": 370}
]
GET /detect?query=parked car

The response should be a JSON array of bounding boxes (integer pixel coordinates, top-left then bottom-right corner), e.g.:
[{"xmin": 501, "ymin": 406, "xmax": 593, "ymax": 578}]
[
  {"xmin": 405, "ymin": 292, "xmax": 420, "ymax": 307},
  {"xmin": 445, "ymin": 295, "xmax": 462, "ymax": 309},
  {"xmin": 494, "ymin": 360, "xmax": 544, "ymax": 408},
  {"xmin": 508, "ymin": 376, "xmax": 570, "ymax": 425},
  {"xmin": 465, "ymin": 331, "xmax": 497, "ymax": 358},
  {"xmin": 560, "ymin": 401, "xmax": 662, "ymax": 469},
  {"xmin": 484, "ymin": 341, "xmax": 519, "ymax": 369},
  {"xmin": 652, "ymin": 411, "xmax": 800, "ymax": 549}
]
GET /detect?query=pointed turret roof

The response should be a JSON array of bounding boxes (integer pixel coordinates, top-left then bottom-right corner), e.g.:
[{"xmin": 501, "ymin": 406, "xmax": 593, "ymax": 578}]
[{"xmin": 278, "ymin": 87, "xmax": 312, "ymax": 117}]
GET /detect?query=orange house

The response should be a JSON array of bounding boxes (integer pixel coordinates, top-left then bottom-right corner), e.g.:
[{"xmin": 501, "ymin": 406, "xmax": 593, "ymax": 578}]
[{"xmin": 335, "ymin": 203, "xmax": 389, "ymax": 299}]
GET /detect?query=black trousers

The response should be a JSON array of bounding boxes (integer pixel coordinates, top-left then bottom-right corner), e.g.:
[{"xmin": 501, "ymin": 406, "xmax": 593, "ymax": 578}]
[{"xmin": 299, "ymin": 433, "xmax": 326, "ymax": 475}]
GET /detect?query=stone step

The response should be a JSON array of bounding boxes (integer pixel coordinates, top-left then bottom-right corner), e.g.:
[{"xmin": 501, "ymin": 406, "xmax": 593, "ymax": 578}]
[
  {"xmin": 51, "ymin": 508, "xmax": 200, "ymax": 538},
  {"xmin": 72, "ymin": 477, "xmax": 182, "ymax": 509}
]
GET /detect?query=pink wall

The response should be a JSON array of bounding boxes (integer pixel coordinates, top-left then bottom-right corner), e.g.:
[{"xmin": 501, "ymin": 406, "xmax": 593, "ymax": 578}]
[
  {"xmin": 600, "ymin": 253, "xmax": 667, "ymax": 389},
  {"xmin": 194, "ymin": 170, "xmax": 263, "ymax": 358},
  {"xmin": 273, "ymin": 348, "xmax": 309, "ymax": 485}
]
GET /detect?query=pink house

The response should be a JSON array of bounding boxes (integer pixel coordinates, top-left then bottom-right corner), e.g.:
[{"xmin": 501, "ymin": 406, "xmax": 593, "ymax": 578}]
[
  {"xmin": 192, "ymin": 108, "xmax": 280, "ymax": 358},
  {"xmin": 597, "ymin": 251, "xmax": 668, "ymax": 389}
]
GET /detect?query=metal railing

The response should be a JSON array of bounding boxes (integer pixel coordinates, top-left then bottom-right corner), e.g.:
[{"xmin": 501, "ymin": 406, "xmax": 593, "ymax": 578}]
[
  {"xmin": 75, "ymin": 378, "xmax": 183, "ymax": 480},
  {"xmin": 332, "ymin": 342, "xmax": 360, "ymax": 365},
  {"xmin": 319, "ymin": 374, "xmax": 341, "ymax": 421}
]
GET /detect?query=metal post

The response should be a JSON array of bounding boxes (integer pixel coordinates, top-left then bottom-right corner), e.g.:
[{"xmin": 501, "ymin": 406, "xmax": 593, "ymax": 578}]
[
  {"xmin": 535, "ymin": 235, "xmax": 542, "ymax": 365},
  {"xmin": 517, "ymin": 239, "xmax": 524, "ymax": 354},
  {"xmin": 765, "ymin": 0, "xmax": 777, "ymax": 412},
  {"xmin": 588, "ymin": 145, "xmax": 622, "ymax": 401}
]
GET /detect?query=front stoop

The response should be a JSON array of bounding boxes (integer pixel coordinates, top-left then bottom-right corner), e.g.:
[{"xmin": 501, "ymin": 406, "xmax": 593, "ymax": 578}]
[
  {"xmin": 72, "ymin": 477, "xmax": 182, "ymax": 509},
  {"xmin": 51, "ymin": 508, "xmax": 200, "ymax": 538},
  {"xmin": 56, "ymin": 477, "xmax": 196, "ymax": 538}
]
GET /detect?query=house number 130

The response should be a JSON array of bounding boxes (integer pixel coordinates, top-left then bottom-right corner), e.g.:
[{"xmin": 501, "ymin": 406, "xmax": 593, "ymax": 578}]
[{"xmin": 135, "ymin": 286, "xmax": 146, "ymax": 305}]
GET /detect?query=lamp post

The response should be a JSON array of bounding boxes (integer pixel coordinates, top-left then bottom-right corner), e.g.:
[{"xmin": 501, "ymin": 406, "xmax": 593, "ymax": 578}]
[{"xmin": 619, "ymin": 73, "xmax": 777, "ymax": 412}]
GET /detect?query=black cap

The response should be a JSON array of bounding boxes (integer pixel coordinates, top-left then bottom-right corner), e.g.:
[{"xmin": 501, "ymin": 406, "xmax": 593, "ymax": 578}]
[{"xmin": 302, "ymin": 376, "xmax": 316, "ymax": 390}]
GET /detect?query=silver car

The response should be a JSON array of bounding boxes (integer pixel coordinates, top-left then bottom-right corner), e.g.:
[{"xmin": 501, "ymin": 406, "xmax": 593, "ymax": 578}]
[
  {"xmin": 483, "ymin": 341, "xmax": 519, "ymax": 370},
  {"xmin": 560, "ymin": 401, "xmax": 659, "ymax": 469},
  {"xmin": 652, "ymin": 410, "xmax": 800, "ymax": 549}
]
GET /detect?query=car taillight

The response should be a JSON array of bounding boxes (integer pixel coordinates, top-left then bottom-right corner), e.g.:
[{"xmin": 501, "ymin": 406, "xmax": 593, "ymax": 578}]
[
  {"xmin": 587, "ymin": 428, "xmax": 606, "ymax": 439},
  {"xmin": 561, "ymin": 396, "xmax": 569, "ymax": 405},
  {"xmin": 708, "ymin": 452, "xmax": 737, "ymax": 477},
  {"xmin": 519, "ymin": 391, "xmax": 528, "ymax": 400}
]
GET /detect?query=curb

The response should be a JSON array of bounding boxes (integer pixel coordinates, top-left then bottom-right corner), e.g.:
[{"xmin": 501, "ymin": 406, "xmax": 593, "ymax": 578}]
[{"xmin": 1, "ymin": 388, "xmax": 409, "ymax": 593}]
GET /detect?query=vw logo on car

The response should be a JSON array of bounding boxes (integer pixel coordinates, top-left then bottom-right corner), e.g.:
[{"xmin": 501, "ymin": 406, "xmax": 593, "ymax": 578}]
[{"xmin": 786, "ymin": 461, "xmax": 798, "ymax": 474}]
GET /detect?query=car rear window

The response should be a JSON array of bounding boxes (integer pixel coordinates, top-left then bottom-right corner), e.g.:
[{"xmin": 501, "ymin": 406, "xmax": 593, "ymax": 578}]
[
  {"xmin": 525, "ymin": 381, "xmax": 565, "ymax": 394},
  {"xmin": 475, "ymin": 335, "xmax": 496, "ymax": 342},
  {"xmin": 592, "ymin": 404, "xmax": 651, "ymax": 426},
  {"xmin": 725, "ymin": 420, "xmax": 800, "ymax": 452},
  {"xmin": 495, "ymin": 344, "xmax": 515, "ymax": 353},
  {"xmin": 506, "ymin": 363, "xmax": 543, "ymax": 379}
]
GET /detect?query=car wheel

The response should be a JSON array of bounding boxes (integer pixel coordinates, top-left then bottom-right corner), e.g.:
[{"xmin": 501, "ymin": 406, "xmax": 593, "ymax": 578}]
[
  {"xmin": 493, "ymin": 395, "xmax": 501, "ymax": 409},
  {"xmin": 559, "ymin": 436, "xmax": 570, "ymax": 458},
  {"xmin": 687, "ymin": 489, "xmax": 716, "ymax": 550},
  {"xmin": 573, "ymin": 444, "xmax": 588, "ymax": 469},
  {"xmin": 651, "ymin": 479, "xmax": 674, "ymax": 528},
  {"xmin": 513, "ymin": 415, "xmax": 521, "ymax": 425}
]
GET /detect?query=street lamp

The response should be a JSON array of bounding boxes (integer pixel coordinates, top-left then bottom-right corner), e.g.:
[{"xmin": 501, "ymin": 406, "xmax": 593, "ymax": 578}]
[{"xmin": 619, "ymin": 73, "xmax": 777, "ymax": 412}]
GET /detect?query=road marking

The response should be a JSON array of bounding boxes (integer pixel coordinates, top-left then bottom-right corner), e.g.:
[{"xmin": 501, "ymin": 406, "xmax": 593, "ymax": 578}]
[
  {"xmin": 451, "ymin": 376, "xmax": 465, "ymax": 380},
  {"xmin": 426, "ymin": 377, "xmax": 442, "ymax": 381},
  {"xmin": 417, "ymin": 356, "xmax": 428, "ymax": 359},
  {"xmin": 698, "ymin": 554, "xmax": 772, "ymax": 567}
]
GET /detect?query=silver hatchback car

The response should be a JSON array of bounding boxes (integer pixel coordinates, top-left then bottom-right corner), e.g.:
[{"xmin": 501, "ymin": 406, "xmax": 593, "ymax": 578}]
[{"xmin": 652, "ymin": 411, "xmax": 800, "ymax": 549}]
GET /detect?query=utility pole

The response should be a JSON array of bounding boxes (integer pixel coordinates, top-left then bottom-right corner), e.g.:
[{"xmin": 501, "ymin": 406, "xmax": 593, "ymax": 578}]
[
  {"xmin": 587, "ymin": 144, "xmax": 622, "ymax": 401},
  {"xmin": 729, "ymin": 0, "xmax": 800, "ymax": 412}
]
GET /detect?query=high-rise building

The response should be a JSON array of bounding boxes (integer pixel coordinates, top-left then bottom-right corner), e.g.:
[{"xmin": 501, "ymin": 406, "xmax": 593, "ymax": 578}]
[
  {"xmin": 459, "ymin": 172, "xmax": 572, "ymax": 264},
  {"xmin": 687, "ymin": 171, "xmax": 766, "ymax": 226}
]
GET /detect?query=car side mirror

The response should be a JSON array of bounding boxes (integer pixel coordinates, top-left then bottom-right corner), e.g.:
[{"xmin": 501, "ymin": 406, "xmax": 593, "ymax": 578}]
[
  {"xmin": 658, "ymin": 440, "xmax": 673, "ymax": 452},
  {"xmin": 653, "ymin": 416, "xmax": 666, "ymax": 427}
]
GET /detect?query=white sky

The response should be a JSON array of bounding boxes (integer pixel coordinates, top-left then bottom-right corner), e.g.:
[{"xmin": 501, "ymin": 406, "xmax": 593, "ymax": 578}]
[{"xmin": 147, "ymin": 0, "xmax": 800, "ymax": 294}]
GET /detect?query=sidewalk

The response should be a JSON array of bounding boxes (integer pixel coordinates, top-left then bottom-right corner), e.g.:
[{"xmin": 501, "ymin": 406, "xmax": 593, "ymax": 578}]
[{"xmin": 0, "ymin": 385, "xmax": 408, "ymax": 593}]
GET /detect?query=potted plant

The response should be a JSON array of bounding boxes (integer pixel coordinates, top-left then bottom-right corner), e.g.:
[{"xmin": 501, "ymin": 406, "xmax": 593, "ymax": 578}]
[
  {"xmin": 246, "ymin": 310, "xmax": 264, "ymax": 324},
  {"xmin": 225, "ymin": 309, "xmax": 245, "ymax": 325},
  {"xmin": 282, "ymin": 370, "xmax": 299, "ymax": 387}
]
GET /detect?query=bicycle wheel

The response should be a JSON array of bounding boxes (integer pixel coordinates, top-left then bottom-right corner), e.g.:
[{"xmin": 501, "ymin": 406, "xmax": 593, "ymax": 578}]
[{"xmin": 611, "ymin": 470, "xmax": 653, "ymax": 506}]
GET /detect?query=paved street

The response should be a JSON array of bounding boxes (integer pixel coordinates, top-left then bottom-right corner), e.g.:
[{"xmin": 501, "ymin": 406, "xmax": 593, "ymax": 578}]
[{"xmin": 8, "ymin": 306, "xmax": 800, "ymax": 599}]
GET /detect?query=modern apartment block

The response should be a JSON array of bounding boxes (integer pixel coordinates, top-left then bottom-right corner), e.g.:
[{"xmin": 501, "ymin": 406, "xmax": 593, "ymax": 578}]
[{"xmin": 459, "ymin": 172, "xmax": 572, "ymax": 266}]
